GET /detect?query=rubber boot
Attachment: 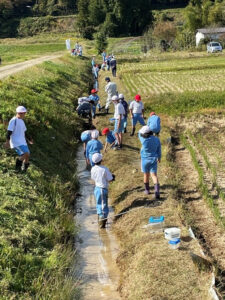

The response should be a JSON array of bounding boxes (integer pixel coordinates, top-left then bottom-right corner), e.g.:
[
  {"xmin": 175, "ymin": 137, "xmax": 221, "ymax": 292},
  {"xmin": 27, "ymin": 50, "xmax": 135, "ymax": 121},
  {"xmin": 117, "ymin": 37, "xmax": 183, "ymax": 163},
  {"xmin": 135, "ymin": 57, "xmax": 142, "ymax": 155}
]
[
  {"xmin": 15, "ymin": 158, "xmax": 23, "ymax": 172},
  {"xmin": 105, "ymin": 108, "xmax": 109, "ymax": 114},
  {"xmin": 98, "ymin": 216, "xmax": 106, "ymax": 229},
  {"xmin": 144, "ymin": 182, "xmax": 150, "ymax": 195},
  {"xmin": 154, "ymin": 184, "xmax": 160, "ymax": 199},
  {"xmin": 130, "ymin": 127, "xmax": 135, "ymax": 136},
  {"xmin": 23, "ymin": 163, "xmax": 30, "ymax": 172}
]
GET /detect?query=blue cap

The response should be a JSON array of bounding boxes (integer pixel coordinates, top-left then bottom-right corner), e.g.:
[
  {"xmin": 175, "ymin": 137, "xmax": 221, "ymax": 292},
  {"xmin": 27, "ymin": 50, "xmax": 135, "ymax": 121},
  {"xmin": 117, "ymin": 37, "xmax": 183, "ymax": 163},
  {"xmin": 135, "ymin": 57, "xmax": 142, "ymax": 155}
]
[{"xmin": 105, "ymin": 77, "xmax": 110, "ymax": 81}]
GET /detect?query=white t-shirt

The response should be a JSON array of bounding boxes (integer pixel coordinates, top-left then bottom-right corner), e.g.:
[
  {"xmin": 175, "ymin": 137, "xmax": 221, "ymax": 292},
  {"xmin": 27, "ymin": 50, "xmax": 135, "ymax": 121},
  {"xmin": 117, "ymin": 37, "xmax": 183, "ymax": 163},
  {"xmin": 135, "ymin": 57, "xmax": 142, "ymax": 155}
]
[
  {"xmin": 8, "ymin": 117, "xmax": 27, "ymax": 148},
  {"xmin": 114, "ymin": 102, "xmax": 125, "ymax": 120},
  {"xmin": 129, "ymin": 101, "xmax": 144, "ymax": 113},
  {"xmin": 105, "ymin": 82, "xmax": 117, "ymax": 98},
  {"xmin": 91, "ymin": 165, "xmax": 113, "ymax": 189}
]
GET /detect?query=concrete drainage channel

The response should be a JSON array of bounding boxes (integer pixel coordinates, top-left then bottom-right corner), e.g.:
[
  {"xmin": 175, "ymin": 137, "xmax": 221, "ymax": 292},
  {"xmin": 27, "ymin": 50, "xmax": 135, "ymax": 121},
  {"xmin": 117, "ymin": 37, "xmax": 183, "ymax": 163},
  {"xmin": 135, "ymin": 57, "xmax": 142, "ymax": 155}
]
[
  {"xmin": 189, "ymin": 227, "xmax": 225, "ymax": 300},
  {"xmin": 75, "ymin": 146, "xmax": 121, "ymax": 300}
]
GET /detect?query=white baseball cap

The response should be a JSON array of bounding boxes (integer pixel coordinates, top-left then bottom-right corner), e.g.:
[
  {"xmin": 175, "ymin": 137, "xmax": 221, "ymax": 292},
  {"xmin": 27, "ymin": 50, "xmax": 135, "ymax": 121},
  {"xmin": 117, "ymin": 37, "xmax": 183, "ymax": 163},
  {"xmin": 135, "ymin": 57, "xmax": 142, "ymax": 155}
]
[
  {"xmin": 16, "ymin": 106, "xmax": 27, "ymax": 113},
  {"xmin": 119, "ymin": 93, "xmax": 124, "ymax": 99},
  {"xmin": 91, "ymin": 130, "xmax": 99, "ymax": 139},
  {"xmin": 112, "ymin": 95, "xmax": 118, "ymax": 101},
  {"xmin": 92, "ymin": 153, "xmax": 103, "ymax": 164},
  {"xmin": 139, "ymin": 125, "xmax": 151, "ymax": 134}
]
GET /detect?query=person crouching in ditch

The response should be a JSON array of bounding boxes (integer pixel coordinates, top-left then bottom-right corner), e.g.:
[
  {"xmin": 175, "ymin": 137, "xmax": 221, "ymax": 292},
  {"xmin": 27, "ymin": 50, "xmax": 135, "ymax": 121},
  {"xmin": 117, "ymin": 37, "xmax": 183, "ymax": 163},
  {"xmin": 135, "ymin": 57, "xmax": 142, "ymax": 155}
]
[
  {"xmin": 91, "ymin": 153, "xmax": 115, "ymax": 228},
  {"xmin": 138, "ymin": 125, "xmax": 161, "ymax": 198},
  {"xmin": 86, "ymin": 130, "xmax": 103, "ymax": 167},
  {"xmin": 5, "ymin": 106, "xmax": 32, "ymax": 172}
]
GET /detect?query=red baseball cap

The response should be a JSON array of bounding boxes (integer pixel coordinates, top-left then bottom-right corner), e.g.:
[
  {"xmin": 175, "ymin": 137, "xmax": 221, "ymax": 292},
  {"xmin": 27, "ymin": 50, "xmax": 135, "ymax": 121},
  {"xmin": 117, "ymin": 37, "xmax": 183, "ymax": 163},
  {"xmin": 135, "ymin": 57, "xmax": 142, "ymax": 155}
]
[
  {"xmin": 91, "ymin": 89, "xmax": 97, "ymax": 94},
  {"xmin": 150, "ymin": 112, "xmax": 156, "ymax": 116},
  {"xmin": 102, "ymin": 128, "xmax": 110, "ymax": 135},
  {"xmin": 135, "ymin": 94, "xmax": 141, "ymax": 101}
]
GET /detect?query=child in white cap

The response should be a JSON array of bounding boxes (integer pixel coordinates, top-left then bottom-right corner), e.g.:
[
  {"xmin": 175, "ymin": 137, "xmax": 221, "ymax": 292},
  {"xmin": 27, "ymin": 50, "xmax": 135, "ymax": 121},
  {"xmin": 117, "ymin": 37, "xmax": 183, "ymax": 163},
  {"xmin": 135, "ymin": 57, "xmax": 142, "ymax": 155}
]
[
  {"xmin": 138, "ymin": 125, "xmax": 161, "ymax": 197},
  {"xmin": 112, "ymin": 95, "xmax": 125, "ymax": 149},
  {"xmin": 86, "ymin": 130, "xmax": 103, "ymax": 167},
  {"xmin": 5, "ymin": 106, "xmax": 32, "ymax": 172},
  {"xmin": 91, "ymin": 153, "xmax": 115, "ymax": 228}
]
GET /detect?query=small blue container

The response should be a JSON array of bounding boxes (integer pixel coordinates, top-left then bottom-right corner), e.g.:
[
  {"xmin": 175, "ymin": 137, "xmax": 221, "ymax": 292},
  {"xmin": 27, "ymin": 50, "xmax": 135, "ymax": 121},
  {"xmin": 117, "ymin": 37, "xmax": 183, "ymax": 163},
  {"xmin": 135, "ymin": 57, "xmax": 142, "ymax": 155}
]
[
  {"xmin": 149, "ymin": 216, "xmax": 164, "ymax": 224},
  {"xmin": 109, "ymin": 118, "xmax": 115, "ymax": 123},
  {"xmin": 147, "ymin": 216, "xmax": 164, "ymax": 233}
]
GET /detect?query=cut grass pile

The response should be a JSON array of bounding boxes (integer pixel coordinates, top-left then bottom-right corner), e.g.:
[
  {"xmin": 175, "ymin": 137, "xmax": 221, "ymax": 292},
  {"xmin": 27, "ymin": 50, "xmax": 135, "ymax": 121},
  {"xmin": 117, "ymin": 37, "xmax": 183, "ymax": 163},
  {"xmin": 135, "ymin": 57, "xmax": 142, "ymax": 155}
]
[{"xmin": 0, "ymin": 55, "xmax": 92, "ymax": 299}]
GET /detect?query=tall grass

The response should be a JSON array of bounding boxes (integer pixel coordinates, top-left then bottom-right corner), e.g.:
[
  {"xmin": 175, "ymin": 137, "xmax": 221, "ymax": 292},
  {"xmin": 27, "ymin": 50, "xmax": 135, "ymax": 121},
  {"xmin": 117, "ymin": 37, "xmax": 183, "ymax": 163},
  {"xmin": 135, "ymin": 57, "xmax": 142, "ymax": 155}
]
[{"xmin": 0, "ymin": 55, "xmax": 92, "ymax": 298}]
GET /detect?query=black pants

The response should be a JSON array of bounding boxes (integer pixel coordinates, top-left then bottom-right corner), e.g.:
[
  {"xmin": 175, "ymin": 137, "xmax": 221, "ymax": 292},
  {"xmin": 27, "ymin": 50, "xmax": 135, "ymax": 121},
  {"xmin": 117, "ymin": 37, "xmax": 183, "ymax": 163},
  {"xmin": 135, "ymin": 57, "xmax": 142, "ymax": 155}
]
[{"xmin": 112, "ymin": 67, "xmax": 116, "ymax": 77}]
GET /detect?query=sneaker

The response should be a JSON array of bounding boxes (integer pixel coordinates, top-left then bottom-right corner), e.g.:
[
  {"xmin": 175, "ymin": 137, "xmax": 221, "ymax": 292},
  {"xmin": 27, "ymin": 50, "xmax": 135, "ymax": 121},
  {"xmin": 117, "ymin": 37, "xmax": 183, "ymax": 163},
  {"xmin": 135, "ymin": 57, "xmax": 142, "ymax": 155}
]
[{"xmin": 144, "ymin": 190, "xmax": 150, "ymax": 195}]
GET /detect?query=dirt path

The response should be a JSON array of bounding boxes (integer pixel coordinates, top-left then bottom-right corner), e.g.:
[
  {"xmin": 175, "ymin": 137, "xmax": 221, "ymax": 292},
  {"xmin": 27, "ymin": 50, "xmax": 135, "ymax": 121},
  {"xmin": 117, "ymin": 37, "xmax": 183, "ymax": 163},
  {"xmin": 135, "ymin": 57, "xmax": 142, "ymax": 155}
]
[{"xmin": 0, "ymin": 54, "xmax": 63, "ymax": 79}]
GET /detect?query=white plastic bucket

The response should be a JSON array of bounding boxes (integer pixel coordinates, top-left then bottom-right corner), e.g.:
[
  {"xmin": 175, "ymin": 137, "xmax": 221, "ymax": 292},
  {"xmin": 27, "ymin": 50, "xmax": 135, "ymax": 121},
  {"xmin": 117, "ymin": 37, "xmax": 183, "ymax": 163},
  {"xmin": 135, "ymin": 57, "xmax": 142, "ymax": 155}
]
[{"xmin": 164, "ymin": 227, "xmax": 181, "ymax": 240}]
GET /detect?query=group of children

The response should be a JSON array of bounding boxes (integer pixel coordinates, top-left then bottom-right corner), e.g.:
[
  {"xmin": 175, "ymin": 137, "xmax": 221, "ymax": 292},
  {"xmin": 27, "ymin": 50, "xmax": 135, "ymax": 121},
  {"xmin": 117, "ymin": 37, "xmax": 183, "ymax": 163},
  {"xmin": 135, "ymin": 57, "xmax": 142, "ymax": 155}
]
[
  {"xmin": 71, "ymin": 42, "xmax": 83, "ymax": 56},
  {"xmin": 80, "ymin": 84, "xmax": 162, "ymax": 228}
]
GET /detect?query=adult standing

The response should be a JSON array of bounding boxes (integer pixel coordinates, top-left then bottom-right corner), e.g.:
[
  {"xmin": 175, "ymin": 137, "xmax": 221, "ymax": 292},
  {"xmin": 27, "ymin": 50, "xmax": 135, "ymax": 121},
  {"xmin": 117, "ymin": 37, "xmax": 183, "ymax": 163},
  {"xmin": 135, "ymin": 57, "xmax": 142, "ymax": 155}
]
[
  {"xmin": 112, "ymin": 95, "xmax": 125, "ymax": 149},
  {"xmin": 106, "ymin": 55, "xmax": 111, "ymax": 71},
  {"xmin": 104, "ymin": 77, "xmax": 117, "ymax": 114},
  {"xmin": 101, "ymin": 50, "xmax": 107, "ymax": 62},
  {"xmin": 138, "ymin": 125, "xmax": 161, "ymax": 197},
  {"xmin": 119, "ymin": 93, "xmax": 128, "ymax": 133},
  {"xmin": 110, "ymin": 56, "xmax": 117, "ymax": 77},
  {"xmin": 129, "ymin": 94, "xmax": 145, "ymax": 136},
  {"xmin": 5, "ymin": 106, "xmax": 32, "ymax": 172}
]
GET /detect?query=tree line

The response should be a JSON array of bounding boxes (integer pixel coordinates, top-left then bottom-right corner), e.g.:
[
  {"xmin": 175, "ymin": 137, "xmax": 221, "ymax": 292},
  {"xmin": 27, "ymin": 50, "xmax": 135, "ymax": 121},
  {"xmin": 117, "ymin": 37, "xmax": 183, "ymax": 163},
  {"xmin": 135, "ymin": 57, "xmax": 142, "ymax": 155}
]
[{"xmin": 0, "ymin": 0, "xmax": 189, "ymax": 38}]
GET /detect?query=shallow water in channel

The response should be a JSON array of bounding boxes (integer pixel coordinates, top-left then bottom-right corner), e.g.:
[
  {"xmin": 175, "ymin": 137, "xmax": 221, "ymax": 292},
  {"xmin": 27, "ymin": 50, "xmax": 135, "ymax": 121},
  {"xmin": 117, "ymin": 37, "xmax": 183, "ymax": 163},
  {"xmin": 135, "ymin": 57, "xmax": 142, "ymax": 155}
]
[{"xmin": 75, "ymin": 147, "xmax": 121, "ymax": 300}]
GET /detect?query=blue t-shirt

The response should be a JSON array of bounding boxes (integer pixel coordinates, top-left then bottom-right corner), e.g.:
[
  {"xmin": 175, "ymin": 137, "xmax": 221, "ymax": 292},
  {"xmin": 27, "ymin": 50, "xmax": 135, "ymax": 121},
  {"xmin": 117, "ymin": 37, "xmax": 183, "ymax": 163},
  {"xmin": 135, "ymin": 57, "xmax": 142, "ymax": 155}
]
[
  {"xmin": 89, "ymin": 94, "xmax": 99, "ymax": 105},
  {"xmin": 106, "ymin": 131, "xmax": 116, "ymax": 144},
  {"xmin": 138, "ymin": 133, "xmax": 161, "ymax": 161},
  {"xmin": 147, "ymin": 115, "xmax": 161, "ymax": 133},
  {"xmin": 86, "ymin": 139, "xmax": 103, "ymax": 158}
]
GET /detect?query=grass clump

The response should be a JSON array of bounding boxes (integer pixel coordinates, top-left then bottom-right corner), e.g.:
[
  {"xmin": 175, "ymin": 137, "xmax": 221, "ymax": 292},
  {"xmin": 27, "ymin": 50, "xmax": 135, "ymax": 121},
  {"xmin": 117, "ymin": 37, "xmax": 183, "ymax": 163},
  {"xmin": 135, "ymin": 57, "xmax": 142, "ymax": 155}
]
[{"xmin": 0, "ymin": 55, "xmax": 92, "ymax": 299}]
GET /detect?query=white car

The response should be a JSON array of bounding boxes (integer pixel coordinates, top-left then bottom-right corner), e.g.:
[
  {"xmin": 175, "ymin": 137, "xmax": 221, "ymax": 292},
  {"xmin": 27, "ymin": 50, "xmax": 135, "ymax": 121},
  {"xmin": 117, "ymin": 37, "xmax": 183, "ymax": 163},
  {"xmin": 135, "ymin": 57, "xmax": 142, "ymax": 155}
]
[{"xmin": 207, "ymin": 42, "xmax": 222, "ymax": 53}]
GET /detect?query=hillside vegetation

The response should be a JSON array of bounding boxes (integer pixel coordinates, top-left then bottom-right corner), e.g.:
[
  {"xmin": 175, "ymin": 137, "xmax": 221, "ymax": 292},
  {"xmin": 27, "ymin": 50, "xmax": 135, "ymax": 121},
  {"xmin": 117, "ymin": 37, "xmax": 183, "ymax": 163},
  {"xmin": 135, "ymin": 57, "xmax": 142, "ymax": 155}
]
[{"xmin": 0, "ymin": 55, "xmax": 92, "ymax": 299}]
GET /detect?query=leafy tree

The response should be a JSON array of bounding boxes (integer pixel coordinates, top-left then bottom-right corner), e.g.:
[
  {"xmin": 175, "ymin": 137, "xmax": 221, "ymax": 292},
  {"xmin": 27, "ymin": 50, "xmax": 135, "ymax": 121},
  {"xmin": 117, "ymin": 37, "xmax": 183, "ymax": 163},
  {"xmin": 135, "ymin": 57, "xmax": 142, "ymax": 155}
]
[
  {"xmin": 95, "ymin": 30, "xmax": 108, "ymax": 53},
  {"xmin": 88, "ymin": 0, "xmax": 105, "ymax": 26},
  {"xmin": 77, "ymin": 0, "xmax": 95, "ymax": 39}
]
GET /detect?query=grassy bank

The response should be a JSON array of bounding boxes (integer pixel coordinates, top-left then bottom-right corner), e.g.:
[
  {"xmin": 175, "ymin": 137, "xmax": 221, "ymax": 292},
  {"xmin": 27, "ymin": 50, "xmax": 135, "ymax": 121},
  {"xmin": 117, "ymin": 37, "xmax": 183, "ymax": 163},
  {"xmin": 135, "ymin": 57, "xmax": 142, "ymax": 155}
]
[
  {"xmin": 0, "ymin": 33, "xmax": 86, "ymax": 65},
  {"xmin": 0, "ymin": 55, "xmax": 92, "ymax": 299},
  {"xmin": 93, "ymin": 69, "xmax": 212, "ymax": 299}
]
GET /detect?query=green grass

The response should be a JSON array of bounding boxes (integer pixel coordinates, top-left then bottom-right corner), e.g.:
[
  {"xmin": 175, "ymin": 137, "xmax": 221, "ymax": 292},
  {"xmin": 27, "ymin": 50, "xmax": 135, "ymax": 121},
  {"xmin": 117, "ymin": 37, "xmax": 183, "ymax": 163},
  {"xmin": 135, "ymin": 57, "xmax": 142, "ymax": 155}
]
[
  {"xmin": 0, "ymin": 55, "xmax": 92, "ymax": 299},
  {"xmin": 0, "ymin": 33, "xmax": 87, "ymax": 65}
]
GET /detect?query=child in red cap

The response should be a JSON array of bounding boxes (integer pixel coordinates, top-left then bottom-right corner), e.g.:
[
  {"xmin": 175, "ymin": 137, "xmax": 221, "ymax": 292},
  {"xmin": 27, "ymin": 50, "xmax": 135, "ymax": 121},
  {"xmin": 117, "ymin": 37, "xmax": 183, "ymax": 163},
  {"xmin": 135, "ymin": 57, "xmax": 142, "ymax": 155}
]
[
  {"xmin": 102, "ymin": 127, "xmax": 117, "ymax": 152},
  {"xmin": 129, "ymin": 94, "xmax": 145, "ymax": 136},
  {"xmin": 89, "ymin": 89, "xmax": 101, "ymax": 118}
]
